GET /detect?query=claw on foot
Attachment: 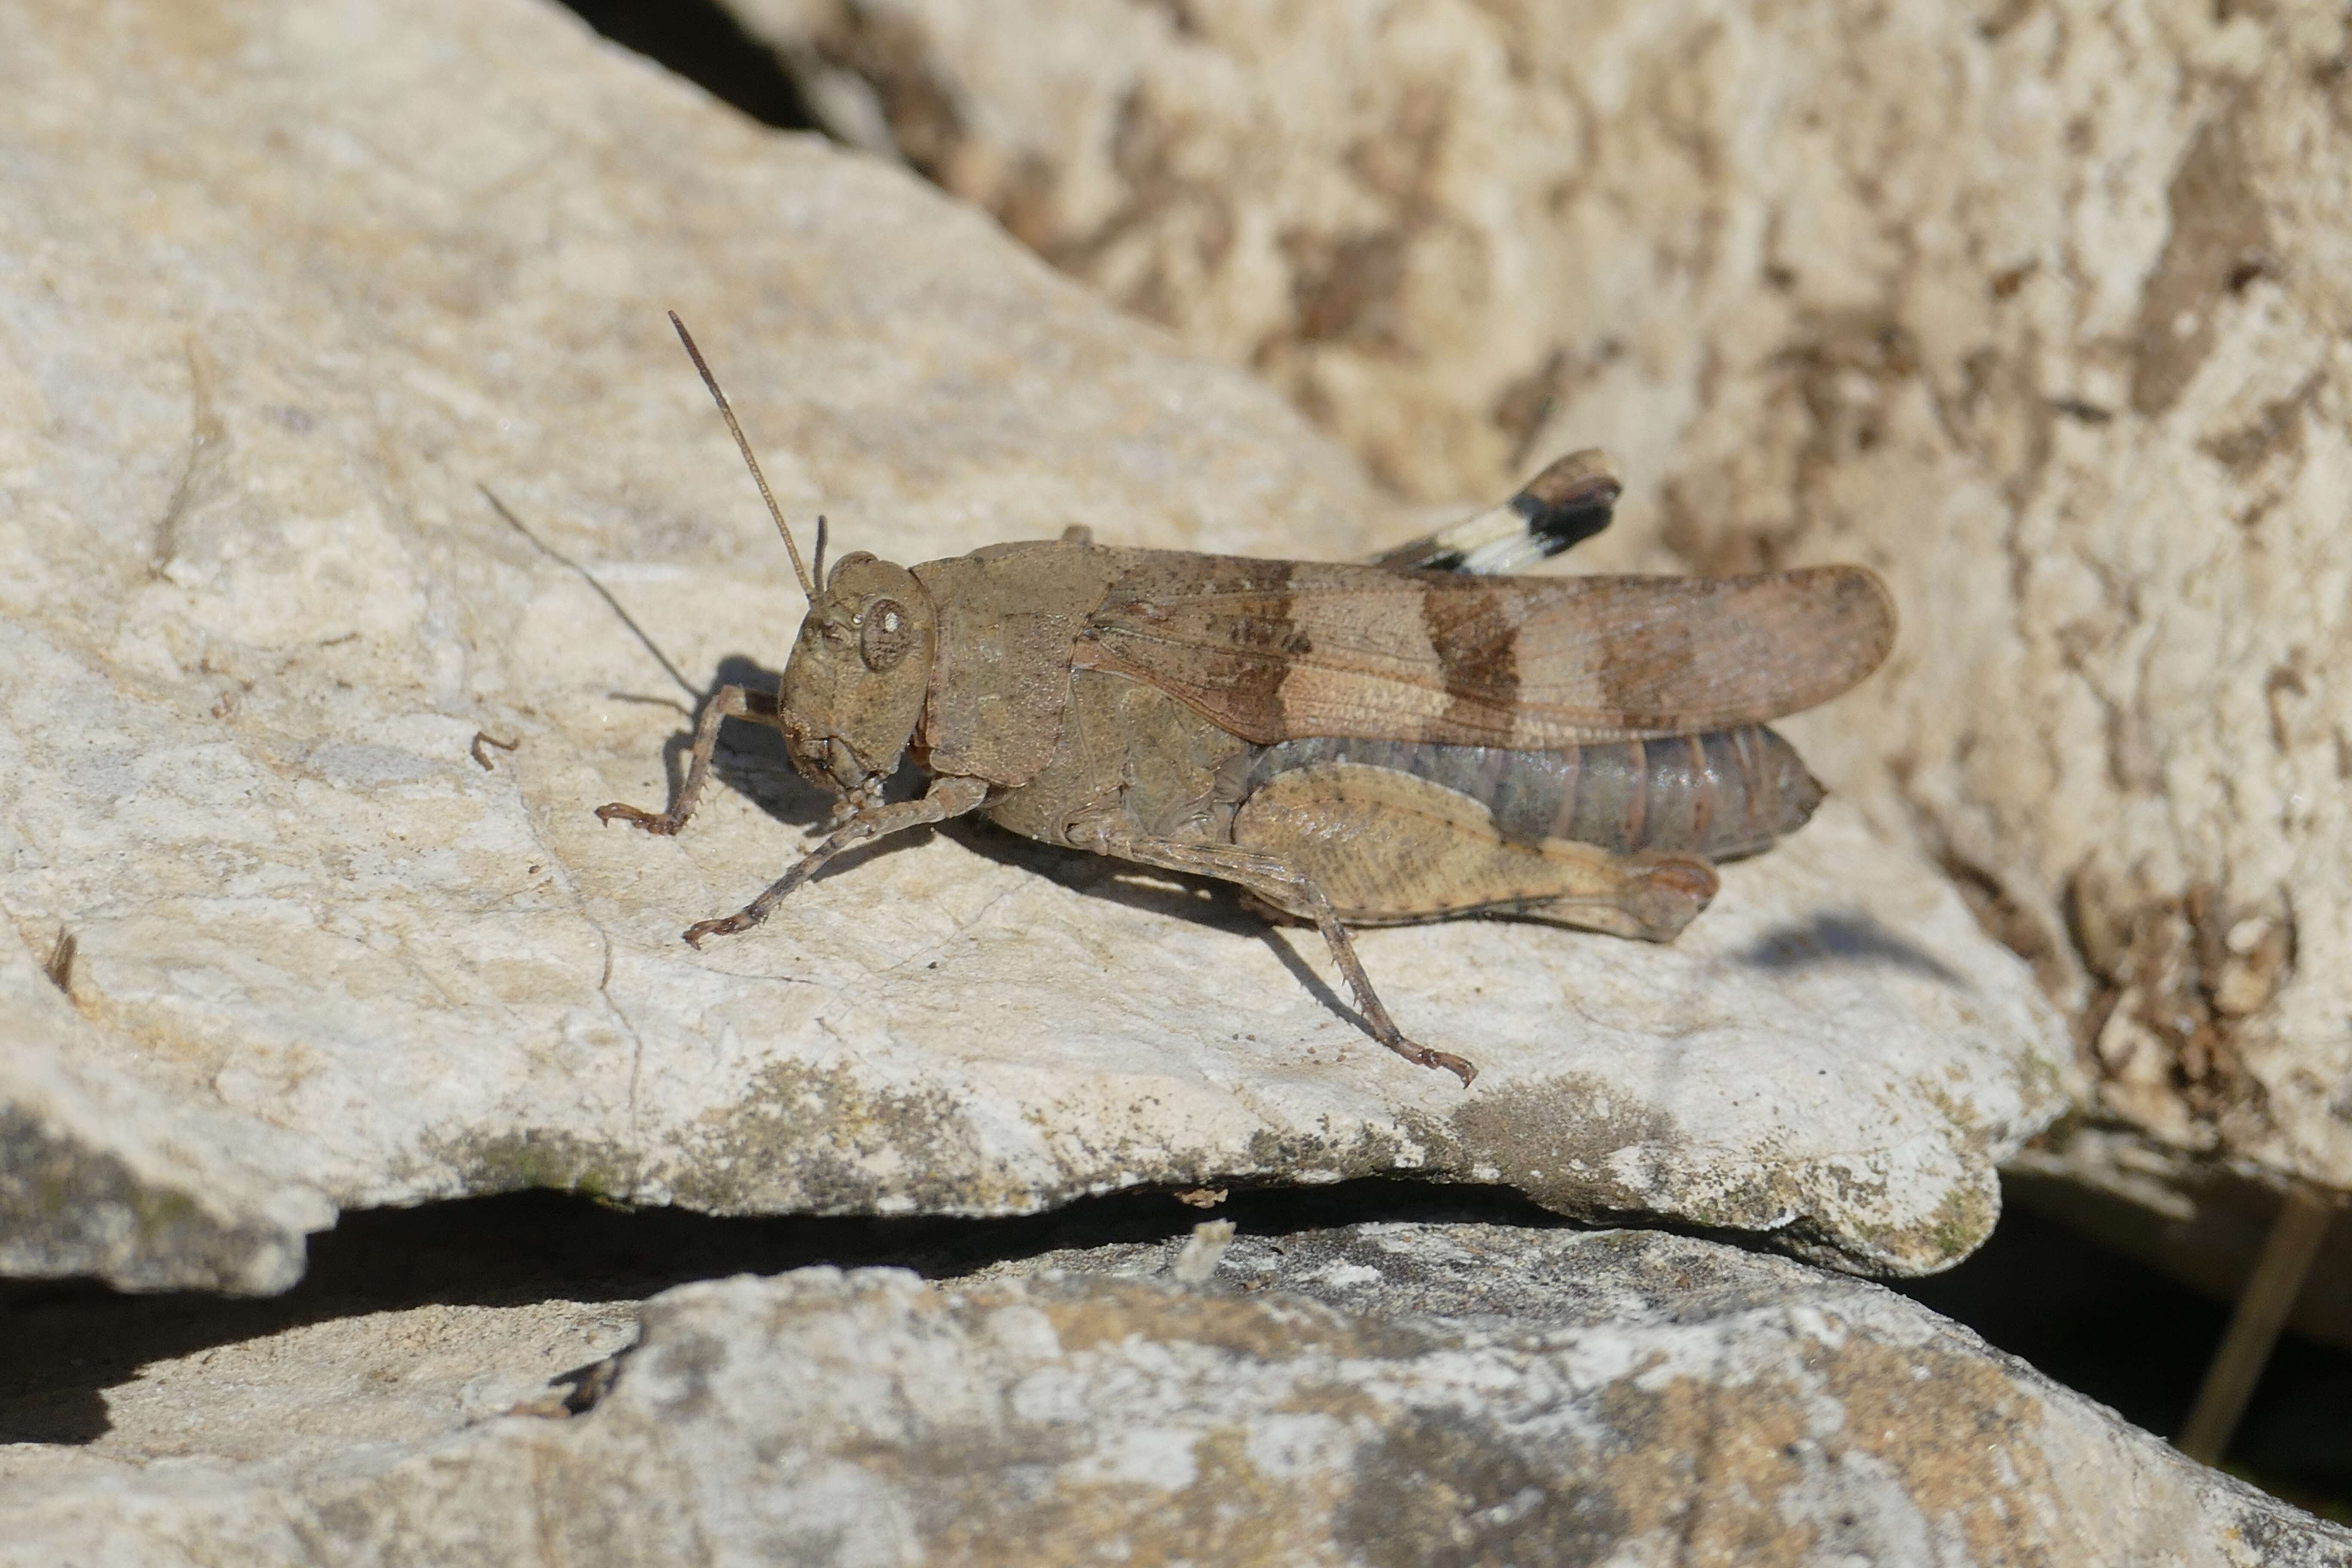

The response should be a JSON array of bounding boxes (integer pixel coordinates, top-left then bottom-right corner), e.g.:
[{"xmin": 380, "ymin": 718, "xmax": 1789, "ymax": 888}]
[
  {"xmin": 1416, "ymin": 1046, "xmax": 1479, "ymax": 1088},
  {"xmin": 682, "ymin": 914, "xmax": 752, "ymax": 948},
  {"xmin": 597, "ymin": 802, "xmax": 679, "ymax": 835},
  {"xmin": 1376, "ymin": 1027, "xmax": 1477, "ymax": 1087},
  {"xmin": 1352, "ymin": 994, "xmax": 1479, "ymax": 1087}
]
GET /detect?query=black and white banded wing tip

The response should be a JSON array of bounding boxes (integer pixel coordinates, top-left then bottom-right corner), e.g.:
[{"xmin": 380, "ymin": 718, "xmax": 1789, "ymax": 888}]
[{"xmin": 1369, "ymin": 448, "xmax": 1623, "ymax": 576}]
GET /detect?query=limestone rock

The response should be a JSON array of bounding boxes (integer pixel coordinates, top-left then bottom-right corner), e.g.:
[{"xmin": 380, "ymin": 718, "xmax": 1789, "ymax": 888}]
[
  {"xmin": 2, "ymin": 1292, "xmax": 639, "ymax": 1473},
  {"xmin": 734, "ymin": 0, "xmax": 2352, "ymax": 1190},
  {"xmin": 3, "ymin": 1226, "xmax": 2343, "ymax": 1565},
  {"xmin": 0, "ymin": 0, "xmax": 2064, "ymax": 1294}
]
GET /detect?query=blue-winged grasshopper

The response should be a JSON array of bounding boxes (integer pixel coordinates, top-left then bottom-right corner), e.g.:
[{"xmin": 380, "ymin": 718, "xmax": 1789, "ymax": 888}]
[{"xmin": 599, "ymin": 317, "xmax": 1896, "ymax": 1085}]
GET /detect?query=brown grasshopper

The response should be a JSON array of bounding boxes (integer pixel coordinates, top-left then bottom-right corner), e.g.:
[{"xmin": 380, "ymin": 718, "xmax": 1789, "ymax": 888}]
[{"xmin": 599, "ymin": 316, "xmax": 1896, "ymax": 1086}]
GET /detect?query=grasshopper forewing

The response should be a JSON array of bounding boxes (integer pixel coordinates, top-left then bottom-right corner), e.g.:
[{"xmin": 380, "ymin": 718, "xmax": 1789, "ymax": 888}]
[{"xmin": 599, "ymin": 317, "xmax": 1896, "ymax": 1086}]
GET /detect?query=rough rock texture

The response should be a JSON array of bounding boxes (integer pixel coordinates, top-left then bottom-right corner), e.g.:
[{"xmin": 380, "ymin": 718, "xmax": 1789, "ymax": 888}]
[
  {"xmin": 1, "ymin": 931, "xmax": 330, "ymax": 1294},
  {"xmin": 0, "ymin": 0, "xmax": 2068, "ymax": 1295},
  {"xmin": 4, "ymin": 1225, "xmax": 2343, "ymax": 1565},
  {"xmin": 734, "ymin": 0, "xmax": 2352, "ymax": 1189},
  {"xmin": 2, "ymin": 1293, "xmax": 639, "ymax": 1473}
]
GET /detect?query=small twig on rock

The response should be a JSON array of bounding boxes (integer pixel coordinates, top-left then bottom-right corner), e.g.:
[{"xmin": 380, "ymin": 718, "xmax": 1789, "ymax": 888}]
[
  {"xmin": 1171, "ymin": 1220, "xmax": 1237, "ymax": 1285},
  {"xmin": 2177, "ymin": 1183, "xmax": 2337, "ymax": 1465},
  {"xmin": 43, "ymin": 928, "xmax": 75, "ymax": 995}
]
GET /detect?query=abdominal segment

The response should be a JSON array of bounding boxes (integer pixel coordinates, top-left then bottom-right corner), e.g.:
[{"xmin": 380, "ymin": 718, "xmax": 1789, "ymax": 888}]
[
  {"xmin": 1220, "ymin": 761, "xmax": 1715, "ymax": 940},
  {"xmin": 1215, "ymin": 727, "xmax": 1822, "ymax": 941},
  {"xmin": 1223, "ymin": 726, "xmax": 1824, "ymax": 862}
]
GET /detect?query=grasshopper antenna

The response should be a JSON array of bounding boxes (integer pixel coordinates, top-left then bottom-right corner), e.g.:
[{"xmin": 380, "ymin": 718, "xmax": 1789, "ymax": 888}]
[
  {"xmin": 668, "ymin": 310, "xmax": 817, "ymax": 601},
  {"xmin": 812, "ymin": 513, "xmax": 828, "ymax": 589}
]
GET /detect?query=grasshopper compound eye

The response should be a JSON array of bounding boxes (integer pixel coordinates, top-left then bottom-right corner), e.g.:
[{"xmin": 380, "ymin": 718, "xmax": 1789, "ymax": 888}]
[{"xmin": 859, "ymin": 598, "xmax": 912, "ymax": 671}]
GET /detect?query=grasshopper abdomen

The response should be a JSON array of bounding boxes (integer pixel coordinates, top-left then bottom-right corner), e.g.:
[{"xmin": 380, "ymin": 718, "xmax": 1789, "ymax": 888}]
[{"xmin": 1222, "ymin": 724, "xmax": 1822, "ymax": 864}]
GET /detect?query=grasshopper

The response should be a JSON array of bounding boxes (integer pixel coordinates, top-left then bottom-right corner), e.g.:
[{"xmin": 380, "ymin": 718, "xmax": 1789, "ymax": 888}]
[{"xmin": 599, "ymin": 317, "xmax": 1895, "ymax": 1086}]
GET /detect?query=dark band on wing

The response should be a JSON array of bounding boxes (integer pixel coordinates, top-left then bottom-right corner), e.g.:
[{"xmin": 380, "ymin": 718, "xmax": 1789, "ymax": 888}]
[
  {"xmin": 1218, "ymin": 559, "xmax": 1303, "ymax": 725},
  {"xmin": 1422, "ymin": 579, "xmax": 1519, "ymax": 739},
  {"xmin": 1081, "ymin": 557, "xmax": 1896, "ymax": 747}
]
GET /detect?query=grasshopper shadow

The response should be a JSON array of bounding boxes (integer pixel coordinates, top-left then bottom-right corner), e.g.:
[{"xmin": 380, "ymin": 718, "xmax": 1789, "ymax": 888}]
[
  {"xmin": 704, "ymin": 655, "xmax": 827, "ymax": 829},
  {"xmin": 1730, "ymin": 911, "xmax": 1965, "ymax": 986},
  {"xmin": 624, "ymin": 655, "xmax": 830, "ymax": 831},
  {"xmin": 622, "ymin": 656, "xmax": 953, "ymax": 893},
  {"xmin": 943, "ymin": 822, "xmax": 1368, "ymax": 1031}
]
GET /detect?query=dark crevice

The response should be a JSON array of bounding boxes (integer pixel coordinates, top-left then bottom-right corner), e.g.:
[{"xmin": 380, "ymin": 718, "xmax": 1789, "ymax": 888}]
[
  {"xmin": 2, "ymin": 1177, "xmax": 2346, "ymax": 1517},
  {"xmin": 0, "ymin": 1178, "xmax": 1564, "ymax": 1448},
  {"xmin": 558, "ymin": 0, "xmax": 823, "ymax": 134},
  {"xmin": 1900, "ymin": 1195, "xmax": 2352, "ymax": 1518}
]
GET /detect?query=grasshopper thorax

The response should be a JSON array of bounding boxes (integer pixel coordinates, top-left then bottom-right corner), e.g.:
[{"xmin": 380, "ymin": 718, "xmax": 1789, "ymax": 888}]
[{"xmin": 778, "ymin": 551, "xmax": 936, "ymax": 801}]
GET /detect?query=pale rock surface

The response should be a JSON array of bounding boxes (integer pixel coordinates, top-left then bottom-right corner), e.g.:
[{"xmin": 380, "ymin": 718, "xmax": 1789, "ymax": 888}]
[
  {"xmin": 735, "ymin": 0, "xmax": 2352, "ymax": 1188},
  {"xmin": 0, "ymin": 0, "xmax": 2065, "ymax": 1295},
  {"xmin": 2, "ymin": 1294, "xmax": 639, "ymax": 1476},
  {"xmin": 3, "ymin": 1225, "xmax": 2343, "ymax": 1565}
]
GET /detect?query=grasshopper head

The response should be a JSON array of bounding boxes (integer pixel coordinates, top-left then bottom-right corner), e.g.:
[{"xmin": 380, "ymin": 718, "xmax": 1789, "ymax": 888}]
[
  {"xmin": 656, "ymin": 314, "xmax": 936, "ymax": 809},
  {"xmin": 778, "ymin": 551, "xmax": 936, "ymax": 805}
]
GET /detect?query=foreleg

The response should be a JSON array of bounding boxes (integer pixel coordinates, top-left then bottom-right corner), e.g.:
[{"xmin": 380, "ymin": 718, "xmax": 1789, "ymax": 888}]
[{"xmin": 596, "ymin": 683, "xmax": 781, "ymax": 836}]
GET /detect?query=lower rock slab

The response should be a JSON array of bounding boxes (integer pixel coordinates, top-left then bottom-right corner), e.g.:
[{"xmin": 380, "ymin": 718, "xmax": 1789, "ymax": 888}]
[{"xmin": 1, "ymin": 1223, "xmax": 2339, "ymax": 1566}]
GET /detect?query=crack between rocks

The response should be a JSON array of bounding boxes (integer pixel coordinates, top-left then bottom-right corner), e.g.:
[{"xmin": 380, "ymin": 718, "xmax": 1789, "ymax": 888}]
[
  {"xmin": 867, "ymin": 881, "xmax": 1021, "ymax": 981},
  {"xmin": 507, "ymin": 772, "xmax": 652, "ymax": 1173},
  {"xmin": 597, "ymin": 928, "xmax": 648, "ymax": 1155},
  {"xmin": 150, "ymin": 340, "xmax": 225, "ymax": 579},
  {"xmin": 788, "ymin": 880, "xmax": 1024, "ymax": 1075}
]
